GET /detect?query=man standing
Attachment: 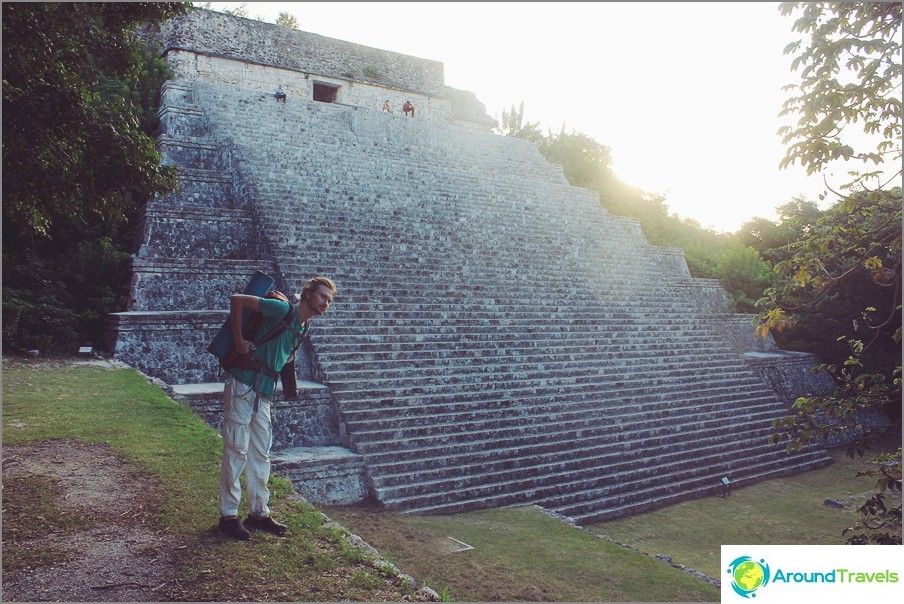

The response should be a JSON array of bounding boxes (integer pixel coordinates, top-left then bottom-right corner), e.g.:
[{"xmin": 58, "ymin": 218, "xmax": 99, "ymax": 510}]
[{"xmin": 218, "ymin": 276, "xmax": 337, "ymax": 540}]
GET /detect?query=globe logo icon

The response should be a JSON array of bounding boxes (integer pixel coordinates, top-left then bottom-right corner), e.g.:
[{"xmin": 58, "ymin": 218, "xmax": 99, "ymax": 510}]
[{"xmin": 727, "ymin": 556, "xmax": 770, "ymax": 598}]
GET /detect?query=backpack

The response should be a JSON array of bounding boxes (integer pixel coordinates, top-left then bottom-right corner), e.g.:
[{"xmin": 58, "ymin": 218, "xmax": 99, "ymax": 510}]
[{"xmin": 219, "ymin": 290, "xmax": 306, "ymax": 399}]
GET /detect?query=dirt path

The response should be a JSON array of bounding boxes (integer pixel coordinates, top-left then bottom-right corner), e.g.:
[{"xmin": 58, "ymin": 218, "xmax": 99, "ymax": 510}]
[
  {"xmin": 2, "ymin": 357, "xmax": 437, "ymax": 602},
  {"xmin": 2, "ymin": 439, "xmax": 187, "ymax": 602}
]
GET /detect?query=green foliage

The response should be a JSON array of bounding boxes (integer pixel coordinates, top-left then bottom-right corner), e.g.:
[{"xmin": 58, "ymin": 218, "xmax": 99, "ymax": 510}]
[
  {"xmin": 777, "ymin": 2, "xmax": 902, "ymax": 177},
  {"xmin": 538, "ymin": 127, "xmax": 617, "ymax": 192},
  {"xmin": 847, "ymin": 449, "xmax": 904, "ymax": 544},
  {"xmin": 760, "ymin": 2, "xmax": 902, "ymax": 546},
  {"xmin": 1, "ymin": 361, "xmax": 426, "ymax": 601},
  {"xmin": 495, "ymin": 101, "xmax": 544, "ymax": 144},
  {"xmin": 276, "ymin": 11, "xmax": 299, "ymax": 29},
  {"xmin": 738, "ymin": 198, "xmax": 826, "ymax": 264},
  {"xmin": 746, "ymin": 193, "xmax": 902, "ymax": 370},
  {"xmin": 714, "ymin": 245, "xmax": 776, "ymax": 313},
  {"xmin": 2, "ymin": 2, "xmax": 187, "ymax": 238},
  {"xmin": 219, "ymin": 2, "xmax": 249, "ymax": 18},
  {"xmin": 2, "ymin": 2, "xmax": 188, "ymax": 353}
]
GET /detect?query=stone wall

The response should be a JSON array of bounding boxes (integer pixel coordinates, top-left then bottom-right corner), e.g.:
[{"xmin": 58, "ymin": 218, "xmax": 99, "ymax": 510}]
[
  {"xmin": 140, "ymin": 8, "xmax": 444, "ymax": 94},
  {"xmin": 137, "ymin": 8, "xmax": 495, "ymax": 129}
]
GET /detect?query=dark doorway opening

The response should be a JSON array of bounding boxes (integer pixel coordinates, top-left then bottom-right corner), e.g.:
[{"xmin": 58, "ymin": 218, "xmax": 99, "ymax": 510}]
[{"xmin": 313, "ymin": 82, "xmax": 339, "ymax": 103}]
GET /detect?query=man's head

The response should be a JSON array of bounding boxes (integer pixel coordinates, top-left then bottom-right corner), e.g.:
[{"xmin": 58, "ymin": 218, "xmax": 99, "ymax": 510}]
[{"xmin": 300, "ymin": 277, "xmax": 337, "ymax": 316}]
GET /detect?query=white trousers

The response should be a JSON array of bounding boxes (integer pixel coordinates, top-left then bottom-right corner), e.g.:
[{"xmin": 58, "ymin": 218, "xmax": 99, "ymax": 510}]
[{"xmin": 219, "ymin": 375, "xmax": 273, "ymax": 518}]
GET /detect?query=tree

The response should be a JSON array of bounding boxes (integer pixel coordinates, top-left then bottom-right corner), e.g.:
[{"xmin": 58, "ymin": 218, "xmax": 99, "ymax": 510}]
[
  {"xmin": 495, "ymin": 101, "xmax": 544, "ymax": 144},
  {"xmin": 219, "ymin": 2, "xmax": 249, "ymax": 18},
  {"xmin": 738, "ymin": 199, "xmax": 826, "ymax": 264},
  {"xmin": 777, "ymin": 2, "xmax": 902, "ymax": 182},
  {"xmin": 714, "ymin": 245, "xmax": 776, "ymax": 313},
  {"xmin": 2, "ymin": 2, "xmax": 190, "ymax": 352},
  {"xmin": 275, "ymin": 11, "xmax": 299, "ymax": 29},
  {"xmin": 2, "ymin": 2, "xmax": 188, "ymax": 239},
  {"xmin": 759, "ymin": 2, "xmax": 901, "ymax": 545},
  {"xmin": 496, "ymin": 104, "xmax": 618, "ymax": 195},
  {"xmin": 538, "ymin": 127, "xmax": 617, "ymax": 192}
]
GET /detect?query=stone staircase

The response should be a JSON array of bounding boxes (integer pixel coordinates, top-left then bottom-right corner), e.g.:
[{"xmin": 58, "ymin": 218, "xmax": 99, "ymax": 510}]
[
  {"xmin": 107, "ymin": 81, "xmax": 362, "ymax": 502},
  {"xmin": 107, "ymin": 78, "xmax": 831, "ymax": 523}
]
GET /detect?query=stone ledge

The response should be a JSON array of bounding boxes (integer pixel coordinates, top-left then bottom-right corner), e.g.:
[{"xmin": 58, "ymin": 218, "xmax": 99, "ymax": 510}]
[
  {"xmin": 742, "ymin": 350, "xmax": 816, "ymax": 363},
  {"xmin": 273, "ymin": 446, "xmax": 368, "ymax": 506},
  {"xmin": 272, "ymin": 445, "xmax": 363, "ymax": 466},
  {"xmin": 172, "ymin": 379, "xmax": 328, "ymax": 398}
]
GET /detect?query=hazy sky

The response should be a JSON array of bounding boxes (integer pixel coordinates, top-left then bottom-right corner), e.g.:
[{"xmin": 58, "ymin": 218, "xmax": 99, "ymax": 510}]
[{"xmin": 204, "ymin": 2, "xmax": 854, "ymax": 233}]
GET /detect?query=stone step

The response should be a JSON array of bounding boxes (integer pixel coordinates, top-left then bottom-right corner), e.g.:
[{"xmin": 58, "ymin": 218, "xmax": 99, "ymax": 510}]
[
  {"xmin": 316, "ymin": 327, "xmax": 731, "ymax": 346},
  {"xmin": 547, "ymin": 451, "xmax": 834, "ymax": 524},
  {"xmin": 170, "ymin": 378, "xmax": 328, "ymax": 402},
  {"xmin": 271, "ymin": 446, "xmax": 368, "ymax": 506},
  {"xmin": 365, "ymin": 403, "xmax": 783, "ymax": 489},
  {"xmin": 157, "ymin": 134, "xmax": 222, "ymax": 170},
  {"xmin": 125, "ymin": 259, "xmax": 277, "ymax": 313},
  {"xmin": 157, "ymin": 103, "xmax": 207, "ymax": 138},
  {"xmin": 316, "ymin": 338, "xmax": 736, "ymax": 362},
  {"xmin": 325, "ymin": 367, "xmax": 769, "ymax": 403},
  {"xmin": 348, "ymin": 401, "xmax": 783, "ymax": 460},
  {"xmin": 323, "ymin": 354, "xmax": 749, "ymax": 382},
  {"xmin": 340, "ymin": 379, "xmax": 778, "ymax": 428},
  {"xmin": 153, "ymin": 168, "xmax": 235, "ymax": 209},
  {"xmin": 170, "ymin": 380, "xmax": 343, "ymax": 450},
  {"xmin": 401, "ymin": 450, "xmax": 833, "ymax": 520},
  {"xmin": 134, "ymin": 206, "xmax": 264, "ymax": 261},
  {"xmin": 345, "ymin": 388, "xmax": 779, "ymax": 442},
  {"xmin": 372, "ymin": 434, "xmax": 805, "ymax": 504},
  {"xmin": 366, "ymin": 414, "xmax": 784, "ymax": 483},
  {"xmin": 333, "ymin": 372, "xmax": 777, "ymax": 414},
  {"xmin": 351, "ymin": 404, "xmax": 787, "ymax": 467},
  {"xmin": 325, "ymin": 363, "xmax": 764, "ymax": 398},
  {"xmin": 317, "ymin": 346, "xmax": 741, "ymax": 370}
]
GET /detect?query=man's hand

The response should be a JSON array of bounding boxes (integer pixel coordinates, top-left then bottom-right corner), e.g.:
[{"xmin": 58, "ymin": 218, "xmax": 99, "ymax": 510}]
[
  {"xmin": 234, "ymin": 338, "xmax": 255, "ymax": 356},
  {"xmin": 230, "ymin": 294, "xmax": 262, "ymax": 355}
]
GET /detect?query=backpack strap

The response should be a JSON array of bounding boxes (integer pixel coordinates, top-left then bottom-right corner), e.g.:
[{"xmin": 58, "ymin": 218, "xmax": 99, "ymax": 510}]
[
  {"xmin": 245, "ymin": 303, "xmax": 307, "ymax": 412},
  {"xmin": 252, "ymin": 304, "xmax": 297, "ymax": 347}
]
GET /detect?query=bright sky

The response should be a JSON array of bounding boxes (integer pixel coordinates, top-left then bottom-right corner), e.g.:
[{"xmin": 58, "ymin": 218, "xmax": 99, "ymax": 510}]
[{"xmin": 204, "ymin": 2, "xmax": 856, "ymax": 233}]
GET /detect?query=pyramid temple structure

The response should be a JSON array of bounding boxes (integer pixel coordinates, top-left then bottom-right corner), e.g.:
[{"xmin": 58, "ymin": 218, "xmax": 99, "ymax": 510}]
[{"xmin": 108, "ymin": 8, "xmax": 835, "ymax": 524}]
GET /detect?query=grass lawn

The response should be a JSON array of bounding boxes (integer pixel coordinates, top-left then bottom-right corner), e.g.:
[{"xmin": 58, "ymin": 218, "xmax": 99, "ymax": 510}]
[{"xmin": 3, "ymin": 356, "xmax": 899, "ymax": 602}]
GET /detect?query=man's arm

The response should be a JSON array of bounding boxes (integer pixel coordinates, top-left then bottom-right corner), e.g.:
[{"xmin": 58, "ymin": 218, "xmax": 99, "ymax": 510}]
[{"xmin": 230, "ymin": 294, "xmax": 261, "ymax": 355}]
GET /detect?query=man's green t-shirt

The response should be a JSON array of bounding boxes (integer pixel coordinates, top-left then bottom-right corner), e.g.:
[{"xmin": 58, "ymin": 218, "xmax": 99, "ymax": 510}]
[{"xmin": 229, "ymin": 297, "xmax": 306, "ymax": 398}]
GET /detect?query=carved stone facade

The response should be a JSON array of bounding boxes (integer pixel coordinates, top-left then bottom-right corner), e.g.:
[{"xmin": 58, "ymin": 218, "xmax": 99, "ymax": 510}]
[{"xmin": 137, "ymin": 8, "xmax": 495, "ymax": 129}]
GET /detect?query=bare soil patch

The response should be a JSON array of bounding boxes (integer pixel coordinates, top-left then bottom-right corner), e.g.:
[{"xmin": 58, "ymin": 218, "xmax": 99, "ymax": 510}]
[
  {"xmin": 2, "ymin": 439, "xmax": 187, "ymax": 602},
  {"xmin": 2, "ymin": 356, "xmax": 437, "ymax": 602}
]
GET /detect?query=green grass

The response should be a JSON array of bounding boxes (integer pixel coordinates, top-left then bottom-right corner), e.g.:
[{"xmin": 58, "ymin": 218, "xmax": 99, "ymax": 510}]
[
  {"xmin": 590, "ymin": 441, "xmax": 901, "ymax": 579},
  {"xmin": 325, "ymin": 504, "xmax": 722, "ymax": 601},
  {"xmin": 1, "ymin": 359, "xmax": 428, "ymax": 602},
  {"xmin": 3, "ymin": 358, "xmax": 898, "ymax": 602},
  {"xmin": 322, "ymin": 436, "xmax": 900, "ymax": 602},
  {"xmin": 2, "ymin": 361, "xmax": 222, "ymax": 532}
]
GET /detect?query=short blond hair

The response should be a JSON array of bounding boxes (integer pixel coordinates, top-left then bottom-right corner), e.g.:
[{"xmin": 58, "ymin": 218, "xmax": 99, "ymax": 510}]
[{"xmin": 301, "ymin": 276, "xmax": 337, "ymax": 300}]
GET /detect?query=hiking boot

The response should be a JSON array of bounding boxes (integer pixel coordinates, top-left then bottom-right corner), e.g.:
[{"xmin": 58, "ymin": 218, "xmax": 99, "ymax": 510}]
[
  {"xmin": 219, "ymin": 516, "xmax": 250, "ymax": 541},
  {"xmin": 244, "ymin": 514, "xmax": 288, "ymax": 536}
]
